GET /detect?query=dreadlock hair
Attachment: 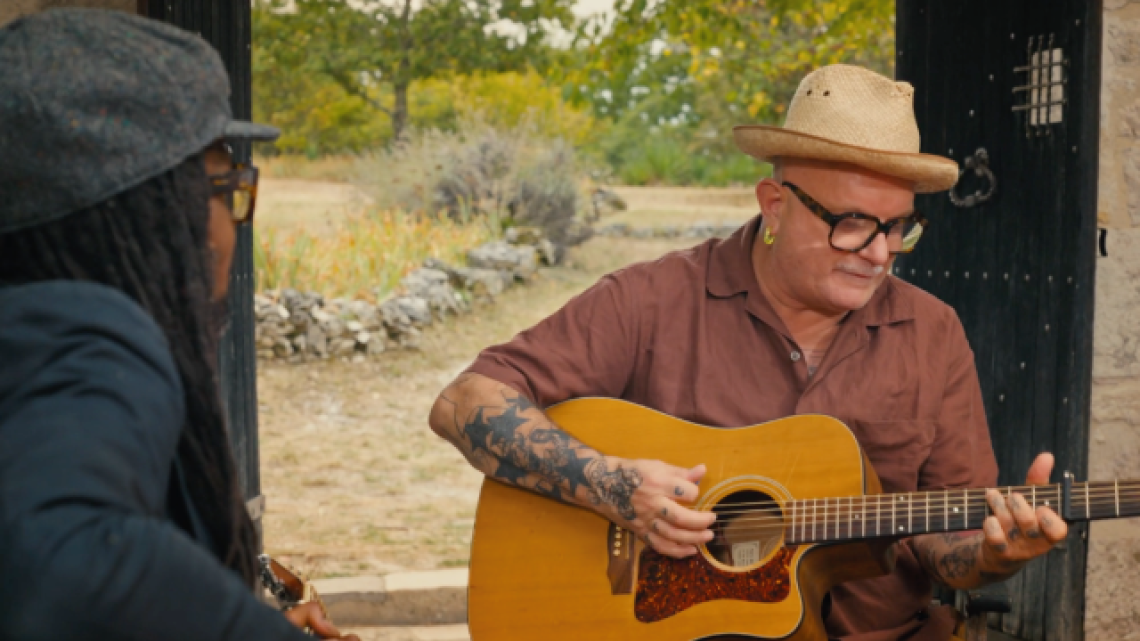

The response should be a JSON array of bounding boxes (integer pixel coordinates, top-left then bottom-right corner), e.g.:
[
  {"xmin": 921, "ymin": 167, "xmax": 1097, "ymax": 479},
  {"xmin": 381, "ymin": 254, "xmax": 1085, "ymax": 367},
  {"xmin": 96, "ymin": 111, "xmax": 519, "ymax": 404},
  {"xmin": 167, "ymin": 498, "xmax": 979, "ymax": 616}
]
[{"xmin": 0, "ymin": 152, "xmax": 259, "ymax": 586}]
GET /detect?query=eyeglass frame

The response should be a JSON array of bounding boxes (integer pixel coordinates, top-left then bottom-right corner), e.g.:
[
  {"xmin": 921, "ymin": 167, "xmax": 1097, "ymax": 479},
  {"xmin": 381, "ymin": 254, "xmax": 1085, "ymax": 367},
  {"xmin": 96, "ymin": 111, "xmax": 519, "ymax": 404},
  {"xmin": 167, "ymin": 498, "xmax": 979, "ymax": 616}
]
[
  {"xmin": 209, "ymin": 164, "xmax": 260, "ymax": 224},
  {"xmin": 781, "ymin": 181, "xmax": 928, "ymax": 254}
]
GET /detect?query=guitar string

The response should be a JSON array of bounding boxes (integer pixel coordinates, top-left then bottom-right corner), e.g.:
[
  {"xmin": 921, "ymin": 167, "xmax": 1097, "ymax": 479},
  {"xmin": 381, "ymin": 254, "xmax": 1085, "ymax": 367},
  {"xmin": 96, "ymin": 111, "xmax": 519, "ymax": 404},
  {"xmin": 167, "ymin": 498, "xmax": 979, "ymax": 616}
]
[
  {"xmin": 704, "ymin": 492, "xmax": 1139, "ymax": 522},
  {"xmin": 696, "ymin": 494, "xmax": 1139, "ymax": 538},
  {"xmin": 706, "ymin": 500, "xmax": 1123, "ymax": 540},
  {"xmin": 693, "ymin": 485, "xmax": 1140, "ymax": 519},
  {"xmin": 686, "ymin": 491, "xmax": 1140, "ymax": 529}
]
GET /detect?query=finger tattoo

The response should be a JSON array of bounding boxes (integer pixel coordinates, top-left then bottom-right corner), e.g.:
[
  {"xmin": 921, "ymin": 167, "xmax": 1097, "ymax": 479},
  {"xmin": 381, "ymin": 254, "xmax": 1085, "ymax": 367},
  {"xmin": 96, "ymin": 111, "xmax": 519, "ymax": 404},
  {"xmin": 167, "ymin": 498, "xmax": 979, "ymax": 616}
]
[
  {"xmin": 652, "ymin": 520, "xmax": 661, "ymax": 534},
  {"xmin": 1041, "ymin": 515, "xmax": 1053, "ymax": 527},
  {"xmin": 992, "ymin": 542, "xmax": 1008, "ymax": 553},
  {"xmin": 1027, "ymin": 528, "xmax": 1042, "ymax": 539},
  {"xmin": 1009, "ymin": 528, "xmax": 1021, "ymax": 541},
  {"xmin": 674, "ymin": 486, "xmax": 684, "ymax": 497},
  {"xmin": 660, "ymin": 507, "xmax": 668, "ymax": 518}
]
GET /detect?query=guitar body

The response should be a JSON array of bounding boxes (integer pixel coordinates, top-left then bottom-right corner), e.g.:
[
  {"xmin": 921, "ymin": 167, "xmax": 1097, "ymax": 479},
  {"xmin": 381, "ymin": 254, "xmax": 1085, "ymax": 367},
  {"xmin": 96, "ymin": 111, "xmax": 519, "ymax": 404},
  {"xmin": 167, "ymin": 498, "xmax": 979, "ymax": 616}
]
[{"xmin": 469, "ymin": 399, "xmax": 894, "ymax": 640}]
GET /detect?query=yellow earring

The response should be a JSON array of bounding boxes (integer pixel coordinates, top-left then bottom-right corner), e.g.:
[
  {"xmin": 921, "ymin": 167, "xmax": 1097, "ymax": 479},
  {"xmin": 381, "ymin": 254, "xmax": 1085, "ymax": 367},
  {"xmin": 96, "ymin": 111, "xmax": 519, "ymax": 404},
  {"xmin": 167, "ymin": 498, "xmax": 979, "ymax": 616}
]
[{"xmin": 762, "ymin": 227, "xmax": 776, "ymax": 245}]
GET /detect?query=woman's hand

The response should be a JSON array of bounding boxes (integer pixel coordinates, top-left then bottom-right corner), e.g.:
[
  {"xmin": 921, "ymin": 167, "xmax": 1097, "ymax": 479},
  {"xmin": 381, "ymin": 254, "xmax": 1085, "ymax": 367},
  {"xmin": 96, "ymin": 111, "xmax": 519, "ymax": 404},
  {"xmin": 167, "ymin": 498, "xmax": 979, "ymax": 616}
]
[{"xmin": 283, "ymin": 602, "xmax": 361, "ymax": 640}]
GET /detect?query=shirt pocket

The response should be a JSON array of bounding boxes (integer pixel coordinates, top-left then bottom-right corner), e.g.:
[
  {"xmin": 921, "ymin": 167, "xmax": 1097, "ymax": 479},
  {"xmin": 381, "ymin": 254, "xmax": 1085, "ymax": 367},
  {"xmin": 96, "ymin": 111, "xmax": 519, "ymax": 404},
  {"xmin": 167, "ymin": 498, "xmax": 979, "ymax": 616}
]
[{"xmin": 843, "ymin": 418, "xmax": 936, "ymax": 493}]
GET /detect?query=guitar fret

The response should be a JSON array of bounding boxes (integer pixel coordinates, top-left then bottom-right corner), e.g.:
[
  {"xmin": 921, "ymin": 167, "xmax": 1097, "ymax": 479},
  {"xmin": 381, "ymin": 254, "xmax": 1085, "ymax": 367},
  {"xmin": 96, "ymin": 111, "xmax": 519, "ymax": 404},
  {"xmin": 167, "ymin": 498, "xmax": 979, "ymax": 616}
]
[
  {"xmin": 1116, "ymin": 480, "xmax": 1121, "ymax": 517},
  {"xmin": 907, "ymin": 494, "xmax": 913, "ymax": 534},
  {"xmin": 925, "ymin": 491, "xmax": 930, "ymax": 534},
  {"xmin": 848, "ymin": 496, "xmax": 854, "ymax": 539},
  {"xmin": 943, "ymin": 489, "xmax": 949, "ymax": 533},
  {"xmin": 861, "ymin": 494, "xmax": 866, "ymax": 538},
  {"xmin": 812, "ymin": 498, "xmax": 817, "ymax": 542},
  {"xmin": 962, "ymin": 489, "xmax": 969, "ymax": 529},
  {"xmin": 825, "ymin": 495, "xmax": 834, "ymax": 538}
]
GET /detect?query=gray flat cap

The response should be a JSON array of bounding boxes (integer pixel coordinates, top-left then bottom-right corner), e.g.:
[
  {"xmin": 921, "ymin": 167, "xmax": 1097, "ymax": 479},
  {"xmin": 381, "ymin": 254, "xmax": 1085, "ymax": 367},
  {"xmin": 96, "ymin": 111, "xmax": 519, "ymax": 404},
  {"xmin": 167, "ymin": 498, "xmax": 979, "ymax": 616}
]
[{"xmin": 0, "ymin": 8, "xmax": 281, "ymax": 234}]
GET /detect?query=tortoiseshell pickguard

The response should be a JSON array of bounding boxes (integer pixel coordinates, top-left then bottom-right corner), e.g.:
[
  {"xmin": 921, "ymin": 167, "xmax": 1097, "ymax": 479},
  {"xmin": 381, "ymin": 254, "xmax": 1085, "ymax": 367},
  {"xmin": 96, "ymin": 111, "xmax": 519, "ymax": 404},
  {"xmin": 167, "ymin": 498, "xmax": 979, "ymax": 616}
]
[{"xmin": 633, "ymin": 546, "xmax": 797, "ymax": 622}]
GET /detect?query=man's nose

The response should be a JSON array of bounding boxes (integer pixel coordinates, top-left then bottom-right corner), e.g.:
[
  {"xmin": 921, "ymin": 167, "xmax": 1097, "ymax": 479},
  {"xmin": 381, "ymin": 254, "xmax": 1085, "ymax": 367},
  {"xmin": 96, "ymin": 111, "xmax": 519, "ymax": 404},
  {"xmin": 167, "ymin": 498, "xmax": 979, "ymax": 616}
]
[{"xmin": 859, "ymin": 231, "xmax": 892, "ymax": 265}]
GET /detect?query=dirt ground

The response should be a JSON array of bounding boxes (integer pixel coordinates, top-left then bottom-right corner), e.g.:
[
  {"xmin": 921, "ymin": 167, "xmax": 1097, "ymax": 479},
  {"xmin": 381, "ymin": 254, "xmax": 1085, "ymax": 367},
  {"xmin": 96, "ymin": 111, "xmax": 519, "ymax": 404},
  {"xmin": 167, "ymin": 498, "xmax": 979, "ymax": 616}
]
[
  {"xmin": 259, "ymin": 235, "xmax": 696, "ymax": 578},
  {"xmin": 256, "ymin": 179, "xmax": 755, "ymax": 579}
]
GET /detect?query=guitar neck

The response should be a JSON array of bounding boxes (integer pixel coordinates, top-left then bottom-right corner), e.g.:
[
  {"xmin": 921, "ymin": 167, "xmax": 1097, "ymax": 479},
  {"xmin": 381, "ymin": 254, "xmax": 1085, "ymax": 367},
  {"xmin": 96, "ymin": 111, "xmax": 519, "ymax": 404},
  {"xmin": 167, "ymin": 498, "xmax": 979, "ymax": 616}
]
[{"xmin": 783, "ymin": 478, "xmax": 1140, "ymax": 545}]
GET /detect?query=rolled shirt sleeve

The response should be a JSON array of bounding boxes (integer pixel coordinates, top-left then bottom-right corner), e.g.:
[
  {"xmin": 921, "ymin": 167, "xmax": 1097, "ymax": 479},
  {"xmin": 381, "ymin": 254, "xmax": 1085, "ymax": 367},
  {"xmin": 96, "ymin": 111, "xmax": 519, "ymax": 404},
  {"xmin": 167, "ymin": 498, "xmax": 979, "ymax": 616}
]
[{"xmin": 466, "ymin": 270, "xmax": 642, "ymax": 407}]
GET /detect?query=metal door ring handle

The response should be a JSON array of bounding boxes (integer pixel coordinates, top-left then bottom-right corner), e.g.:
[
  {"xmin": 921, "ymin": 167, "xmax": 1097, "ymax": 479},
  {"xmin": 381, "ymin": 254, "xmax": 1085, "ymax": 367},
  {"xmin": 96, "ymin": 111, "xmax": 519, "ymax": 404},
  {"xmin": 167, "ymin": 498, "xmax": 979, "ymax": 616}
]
[{"xmin": 949, "ymin": 148, "xmax": 997, "ymax": 208}]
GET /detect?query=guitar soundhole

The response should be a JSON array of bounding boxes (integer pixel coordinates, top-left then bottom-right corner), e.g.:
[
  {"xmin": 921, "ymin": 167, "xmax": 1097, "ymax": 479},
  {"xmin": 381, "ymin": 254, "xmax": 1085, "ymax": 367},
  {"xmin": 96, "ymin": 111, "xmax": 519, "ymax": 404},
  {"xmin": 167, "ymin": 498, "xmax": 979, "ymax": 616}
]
[{"xmin": 706, "ymin": 489, "xmax": 785, "ymax": 568}]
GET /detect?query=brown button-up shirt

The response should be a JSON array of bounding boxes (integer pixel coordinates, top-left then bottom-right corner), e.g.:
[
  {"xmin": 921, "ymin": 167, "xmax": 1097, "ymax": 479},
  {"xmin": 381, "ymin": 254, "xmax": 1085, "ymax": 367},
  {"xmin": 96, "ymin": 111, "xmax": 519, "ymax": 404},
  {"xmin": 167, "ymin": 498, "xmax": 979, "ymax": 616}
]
[{"xmin": 468, "ymin": 215, "xmax": 998, "ymax": 641}]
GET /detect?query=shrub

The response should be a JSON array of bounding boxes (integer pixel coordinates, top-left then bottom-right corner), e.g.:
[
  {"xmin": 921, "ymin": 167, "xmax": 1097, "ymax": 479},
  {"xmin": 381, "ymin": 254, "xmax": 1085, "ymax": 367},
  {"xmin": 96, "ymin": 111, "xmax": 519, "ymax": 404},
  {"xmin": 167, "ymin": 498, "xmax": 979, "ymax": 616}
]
[{"xmin": 354, "ymin": 118, "xmax": 595, "ymax": 246}]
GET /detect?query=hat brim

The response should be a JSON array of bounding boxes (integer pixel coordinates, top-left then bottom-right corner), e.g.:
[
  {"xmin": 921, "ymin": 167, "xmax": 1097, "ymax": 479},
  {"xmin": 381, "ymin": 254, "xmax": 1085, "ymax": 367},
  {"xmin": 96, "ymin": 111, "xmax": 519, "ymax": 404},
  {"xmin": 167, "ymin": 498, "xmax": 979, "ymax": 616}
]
[
  {"xmin": 224, "ymin": 120, "xmax": 281, "ymax": 142},
  {"xmin": 733, "ymin": 125, "xmax": 960, "ymax": 194}
]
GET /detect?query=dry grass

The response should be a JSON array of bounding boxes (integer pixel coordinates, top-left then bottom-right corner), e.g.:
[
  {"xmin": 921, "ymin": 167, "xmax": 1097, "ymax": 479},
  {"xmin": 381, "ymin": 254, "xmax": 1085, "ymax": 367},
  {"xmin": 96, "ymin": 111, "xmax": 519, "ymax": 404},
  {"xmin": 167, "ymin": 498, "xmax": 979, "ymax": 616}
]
[
  {"xmin": 258, "ymin": 237, "xmax": 694, "ymax": 579},
  {"xmin": 254, "ymin": 209, "xmax": 496, "ymax": 300},
  {"xmin": 256, "ymin": 154, "xmax": 360, "ymax": 183},
  {"xmin": 601, "ymin": 185, "xmax": 756, "ymax": 228}
]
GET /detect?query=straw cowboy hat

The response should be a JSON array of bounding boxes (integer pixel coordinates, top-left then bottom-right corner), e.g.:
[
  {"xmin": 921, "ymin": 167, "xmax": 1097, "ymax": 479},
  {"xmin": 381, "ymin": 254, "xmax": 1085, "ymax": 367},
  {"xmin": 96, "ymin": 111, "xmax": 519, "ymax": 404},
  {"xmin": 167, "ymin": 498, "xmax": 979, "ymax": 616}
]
[{"xmin": 733, "ymin": 64, "xmax": 959, "ymax": 193}]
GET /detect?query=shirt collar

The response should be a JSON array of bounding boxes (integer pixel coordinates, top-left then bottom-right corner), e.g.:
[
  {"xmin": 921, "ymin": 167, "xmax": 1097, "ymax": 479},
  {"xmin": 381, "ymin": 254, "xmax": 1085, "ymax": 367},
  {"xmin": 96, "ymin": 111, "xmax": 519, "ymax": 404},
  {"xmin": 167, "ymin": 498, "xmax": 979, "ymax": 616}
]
[{"xmin": 706, "ymin": 215, "xmax": 916, "ymax": 328}]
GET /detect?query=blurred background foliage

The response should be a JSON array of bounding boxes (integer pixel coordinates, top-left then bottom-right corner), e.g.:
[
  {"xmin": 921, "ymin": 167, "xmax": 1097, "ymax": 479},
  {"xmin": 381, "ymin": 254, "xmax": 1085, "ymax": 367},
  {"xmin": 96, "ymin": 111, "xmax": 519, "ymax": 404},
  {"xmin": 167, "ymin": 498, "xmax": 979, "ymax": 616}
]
[{"xmin": 252, "ymin": 0, "xmax": 894, "ymax": 186}]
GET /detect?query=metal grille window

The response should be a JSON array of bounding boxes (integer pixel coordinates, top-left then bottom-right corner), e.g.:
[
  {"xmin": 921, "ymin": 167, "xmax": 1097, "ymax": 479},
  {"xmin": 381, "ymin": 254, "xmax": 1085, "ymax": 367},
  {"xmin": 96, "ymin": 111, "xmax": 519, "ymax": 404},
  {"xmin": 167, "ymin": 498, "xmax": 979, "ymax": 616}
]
[{"xmin": 1013, "ymin": 34, "xmax": 1066, "ymax": 137}]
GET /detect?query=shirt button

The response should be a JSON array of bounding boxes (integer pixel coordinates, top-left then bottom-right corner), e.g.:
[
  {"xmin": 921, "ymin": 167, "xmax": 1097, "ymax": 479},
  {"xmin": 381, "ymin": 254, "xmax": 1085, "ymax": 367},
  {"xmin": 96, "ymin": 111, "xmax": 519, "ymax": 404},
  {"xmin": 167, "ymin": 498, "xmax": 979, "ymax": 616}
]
[{"xmin": 790, "ymin": 351, "xmax": 802, "ymax": 362}]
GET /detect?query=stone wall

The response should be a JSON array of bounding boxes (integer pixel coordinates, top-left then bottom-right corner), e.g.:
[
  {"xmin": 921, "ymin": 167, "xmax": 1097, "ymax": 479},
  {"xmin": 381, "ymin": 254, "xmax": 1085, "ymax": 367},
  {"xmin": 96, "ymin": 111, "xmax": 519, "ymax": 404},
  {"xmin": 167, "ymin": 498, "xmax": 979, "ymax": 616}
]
[
  {"xmin": 1086, "ymin": 1, "xmax": 1140, "ymax": 637},
  {"xmin": 255, "ymin": 231, "xmax": 552, "ymax": 362}
]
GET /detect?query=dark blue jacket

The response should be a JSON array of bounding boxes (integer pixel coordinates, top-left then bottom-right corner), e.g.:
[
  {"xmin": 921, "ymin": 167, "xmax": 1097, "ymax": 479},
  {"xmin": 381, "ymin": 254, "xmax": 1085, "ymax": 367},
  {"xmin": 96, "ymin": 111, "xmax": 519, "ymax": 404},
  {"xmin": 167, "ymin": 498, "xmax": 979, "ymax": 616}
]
[{"xmin": 0, "ymin": 281, "xmax": 308, "ymax": 640}]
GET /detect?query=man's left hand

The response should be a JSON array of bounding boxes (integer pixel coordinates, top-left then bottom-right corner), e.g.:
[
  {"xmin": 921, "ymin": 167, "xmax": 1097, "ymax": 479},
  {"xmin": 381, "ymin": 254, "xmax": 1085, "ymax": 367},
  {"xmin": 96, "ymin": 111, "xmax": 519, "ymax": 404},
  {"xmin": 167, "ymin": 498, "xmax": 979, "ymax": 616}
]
[{"xmin": 979, "ymin": 452, "xmax": 1069, "ymax": 574}]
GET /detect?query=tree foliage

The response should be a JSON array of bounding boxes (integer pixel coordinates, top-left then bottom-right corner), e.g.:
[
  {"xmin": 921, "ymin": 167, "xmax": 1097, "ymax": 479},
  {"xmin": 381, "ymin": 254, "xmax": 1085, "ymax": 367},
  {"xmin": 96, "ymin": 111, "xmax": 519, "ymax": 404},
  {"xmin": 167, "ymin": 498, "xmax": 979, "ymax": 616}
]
[
  {"xmin": 252, "ymin": 0, "xmax": 896, "ymax": 185},
  {"xmin": 570, "ymin": 0, "xmax": 894, "ymax": 158},
  {"xmin": 254, "ymin": 0, "xmax": 576, "ymax": 142}
]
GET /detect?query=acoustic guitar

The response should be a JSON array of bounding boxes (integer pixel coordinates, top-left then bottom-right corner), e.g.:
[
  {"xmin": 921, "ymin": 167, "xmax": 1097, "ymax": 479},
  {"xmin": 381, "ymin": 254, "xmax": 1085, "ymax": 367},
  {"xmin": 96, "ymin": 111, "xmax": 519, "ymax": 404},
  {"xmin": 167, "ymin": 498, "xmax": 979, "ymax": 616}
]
[{"xmin": 468, "ymin": 398, "xmax": 1136, "ymax": 640}]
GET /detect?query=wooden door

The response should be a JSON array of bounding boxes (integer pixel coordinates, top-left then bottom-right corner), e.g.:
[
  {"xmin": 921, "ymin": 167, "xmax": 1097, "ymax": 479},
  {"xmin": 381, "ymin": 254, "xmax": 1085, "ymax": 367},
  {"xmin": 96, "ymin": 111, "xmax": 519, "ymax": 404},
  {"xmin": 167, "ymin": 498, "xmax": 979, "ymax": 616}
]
[
  {"xmin": 894, "ymin": 2, "xmax": 1102, "ymax": 639},
  {"xmin": 142, "ymin": 0, "xmax": 264, "ymax": 536}
]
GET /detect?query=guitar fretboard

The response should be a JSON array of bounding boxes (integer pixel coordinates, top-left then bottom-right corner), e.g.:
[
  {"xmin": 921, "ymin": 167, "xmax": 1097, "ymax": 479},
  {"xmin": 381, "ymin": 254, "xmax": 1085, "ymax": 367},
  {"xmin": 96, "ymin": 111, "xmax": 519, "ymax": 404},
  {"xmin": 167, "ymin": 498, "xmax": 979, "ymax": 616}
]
[{"xmin": 782, "ymin": 480, "xmax": 1140, "ymax": 545}]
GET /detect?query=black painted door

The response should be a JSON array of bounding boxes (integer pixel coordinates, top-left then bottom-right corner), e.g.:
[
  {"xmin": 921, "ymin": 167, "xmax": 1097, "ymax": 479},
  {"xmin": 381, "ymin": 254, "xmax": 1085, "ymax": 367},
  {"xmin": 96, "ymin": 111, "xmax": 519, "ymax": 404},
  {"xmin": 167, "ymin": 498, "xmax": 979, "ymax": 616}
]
[
  {"xmin": 895, "ymin": 1, "xmax": 1102, "ymax": 639},
  {"xmin": 142, "ymin": 0, "xmax": 263, "ymax": 536}
]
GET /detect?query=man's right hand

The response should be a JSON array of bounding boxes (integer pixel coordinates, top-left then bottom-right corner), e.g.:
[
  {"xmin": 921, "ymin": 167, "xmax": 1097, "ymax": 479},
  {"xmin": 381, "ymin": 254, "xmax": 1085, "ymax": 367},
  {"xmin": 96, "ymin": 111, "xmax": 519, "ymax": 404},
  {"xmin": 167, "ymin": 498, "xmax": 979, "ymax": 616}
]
[{"xmin": 592, "ymin": 458, "xmax": 716, "ymax": 559}]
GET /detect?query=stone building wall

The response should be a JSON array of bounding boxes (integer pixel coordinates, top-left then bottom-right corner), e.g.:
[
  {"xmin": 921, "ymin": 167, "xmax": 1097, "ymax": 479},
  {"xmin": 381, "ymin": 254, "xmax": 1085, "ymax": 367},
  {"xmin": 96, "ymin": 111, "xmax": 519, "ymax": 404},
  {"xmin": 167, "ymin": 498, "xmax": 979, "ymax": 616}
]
[{"xmin": 1085, "ymin": 1, "xmax": 1140, "ymax": 637}]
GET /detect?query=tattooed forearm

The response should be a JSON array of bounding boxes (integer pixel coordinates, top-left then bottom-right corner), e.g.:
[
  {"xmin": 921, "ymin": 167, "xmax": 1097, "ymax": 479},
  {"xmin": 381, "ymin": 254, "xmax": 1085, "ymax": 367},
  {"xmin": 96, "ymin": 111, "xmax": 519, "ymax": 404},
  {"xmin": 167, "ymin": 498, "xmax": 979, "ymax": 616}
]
[{"xmin": 429, "ymin": 373, "xmax": 641, "ymax": 516}]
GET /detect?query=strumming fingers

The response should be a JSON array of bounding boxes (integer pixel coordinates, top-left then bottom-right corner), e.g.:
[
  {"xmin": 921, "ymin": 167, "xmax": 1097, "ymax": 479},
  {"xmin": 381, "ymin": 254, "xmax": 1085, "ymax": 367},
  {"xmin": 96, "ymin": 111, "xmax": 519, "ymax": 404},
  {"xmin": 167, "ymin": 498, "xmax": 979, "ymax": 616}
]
[
  {"xmin": 650, "ymin": 517, "xmax": 714, "ymax": 546},
  {"xmin": 643, "ymin": 529, "xmax": 699, "ymax": 559},
  {"xmin": 656, "ymin": 497, "xmax": 717, "ymax": 530}
]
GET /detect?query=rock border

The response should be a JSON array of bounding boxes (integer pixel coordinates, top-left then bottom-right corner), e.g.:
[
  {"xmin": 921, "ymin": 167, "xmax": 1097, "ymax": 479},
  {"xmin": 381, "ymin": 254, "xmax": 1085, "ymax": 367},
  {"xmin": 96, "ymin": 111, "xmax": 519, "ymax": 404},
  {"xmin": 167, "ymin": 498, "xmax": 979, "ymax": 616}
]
[{"xmin": 255, "ymin": 229, "xmax": 556, "ymax": 362}]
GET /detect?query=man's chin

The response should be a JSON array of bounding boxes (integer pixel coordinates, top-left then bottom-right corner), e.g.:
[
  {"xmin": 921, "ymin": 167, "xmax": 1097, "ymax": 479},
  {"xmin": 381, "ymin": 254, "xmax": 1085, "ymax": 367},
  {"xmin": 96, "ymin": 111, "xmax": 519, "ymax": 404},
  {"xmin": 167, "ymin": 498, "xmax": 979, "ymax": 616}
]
[{"xmin": 827, "ymin": 281, "xmax": 882, "ymax": 312}]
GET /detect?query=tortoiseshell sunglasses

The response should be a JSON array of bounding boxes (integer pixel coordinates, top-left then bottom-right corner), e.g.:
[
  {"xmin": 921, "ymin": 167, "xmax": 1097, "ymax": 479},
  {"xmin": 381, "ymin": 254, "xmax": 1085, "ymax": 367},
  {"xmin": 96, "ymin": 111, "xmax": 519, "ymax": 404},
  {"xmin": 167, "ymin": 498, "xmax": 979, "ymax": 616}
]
[
  {"xmin": 783, "ymin": 181, "xmax": 927, "ymax": 254},
  {"xmin": 209, "ymin": 164, "xmax": 259, "ymax": 224}
]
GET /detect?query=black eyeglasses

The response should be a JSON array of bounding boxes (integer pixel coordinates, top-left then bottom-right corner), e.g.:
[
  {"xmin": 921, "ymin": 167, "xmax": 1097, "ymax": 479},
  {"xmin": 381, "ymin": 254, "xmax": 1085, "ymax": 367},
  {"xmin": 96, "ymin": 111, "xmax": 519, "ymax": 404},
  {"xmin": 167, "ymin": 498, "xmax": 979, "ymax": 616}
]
[
  {"xmin": 782, "ymin": 181, "xmax": 927, "ymax": 254},
  {"xmin": 209, "ymin": 164, "xmax": 259, "ymax": 224}
]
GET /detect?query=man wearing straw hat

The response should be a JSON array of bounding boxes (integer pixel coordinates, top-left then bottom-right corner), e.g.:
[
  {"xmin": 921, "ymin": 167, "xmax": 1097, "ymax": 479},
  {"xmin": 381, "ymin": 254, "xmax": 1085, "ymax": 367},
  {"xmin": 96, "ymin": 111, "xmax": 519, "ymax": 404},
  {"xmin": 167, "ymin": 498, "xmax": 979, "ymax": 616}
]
[{"xmin": 429, "ymin": 64, "xmax": 1066, "ymax": 639}]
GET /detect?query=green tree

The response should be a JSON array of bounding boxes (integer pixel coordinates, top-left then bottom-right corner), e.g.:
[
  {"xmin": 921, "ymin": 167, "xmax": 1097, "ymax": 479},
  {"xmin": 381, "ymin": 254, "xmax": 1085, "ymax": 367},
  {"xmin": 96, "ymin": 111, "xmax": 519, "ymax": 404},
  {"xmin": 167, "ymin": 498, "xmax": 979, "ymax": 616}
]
[
  {"xmin": 255, "ymin": 0, "xmax": 577, "ymax": 143},
  {"xmin": 567, "ymin": 0, "xmax": 895, "ymax": 182}
]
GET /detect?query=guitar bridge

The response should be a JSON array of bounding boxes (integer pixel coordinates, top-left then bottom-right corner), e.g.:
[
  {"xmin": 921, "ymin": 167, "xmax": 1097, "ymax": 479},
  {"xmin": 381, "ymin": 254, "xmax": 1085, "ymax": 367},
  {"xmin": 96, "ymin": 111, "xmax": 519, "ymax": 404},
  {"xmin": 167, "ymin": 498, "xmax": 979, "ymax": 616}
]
[{"xmin": 607, "ymin": 523, "xmax": 636, "ymax": 595}]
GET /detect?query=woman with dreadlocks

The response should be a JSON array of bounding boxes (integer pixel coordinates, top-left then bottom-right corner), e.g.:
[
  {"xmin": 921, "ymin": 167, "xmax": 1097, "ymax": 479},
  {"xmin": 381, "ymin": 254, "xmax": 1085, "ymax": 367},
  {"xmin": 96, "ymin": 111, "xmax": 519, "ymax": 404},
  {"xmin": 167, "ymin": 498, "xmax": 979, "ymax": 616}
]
[{"xmin": 0, "ymin": 10, "xmax": 357, "ymax": 641}]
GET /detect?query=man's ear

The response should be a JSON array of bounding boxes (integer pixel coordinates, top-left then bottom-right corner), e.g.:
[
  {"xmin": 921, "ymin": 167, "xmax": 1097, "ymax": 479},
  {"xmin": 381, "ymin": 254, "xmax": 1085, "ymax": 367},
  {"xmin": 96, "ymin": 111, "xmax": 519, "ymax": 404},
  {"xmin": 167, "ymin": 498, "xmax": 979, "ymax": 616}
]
[{"xmin": 755, "ymin": 178, "xmax": 786, "ymax": 235}]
